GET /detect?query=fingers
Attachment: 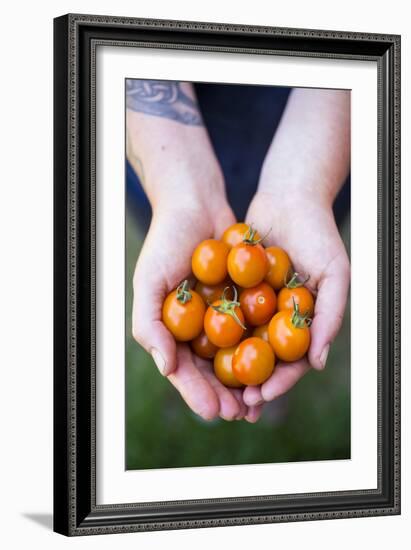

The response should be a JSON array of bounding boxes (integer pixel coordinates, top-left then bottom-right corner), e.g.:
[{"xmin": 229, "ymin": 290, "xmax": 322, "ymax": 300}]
[
  {"xmin": 231, "ymin": 388, "xmax": 248, "ymax": 419},
  {"xmin": 308, "ymin": 253, "xmax": 350, "ymax": 370},
  {"xmin": 243, "ymin": 385, "xmax": 264, "ymax": 407},
  {"xmin": 261, "ymin": 359, "xmax": 310, "ymax": 402},
  {"xmin": 197, "ymin": 358, "xmax": 241, "ymax": 421},
  {"xmin": 245, "ymin": 405, "xmax": 263, "ymax": 423},
  {"xmin": 243, "ymin": 360, "xmax": 310, "ymax": 408},
  {"xmin": 168, "ymin": 345, "xmax": 220, "ymax": 421},
  {"xmin": 132, "ymin": 247, "xmax": 178, "ymax": 376},
  {"xmin": 169, "ymin": 353, "xmax": 247, "ymax": 422},
  {"xmin": 132, "ymin": 308, "xmax": 177, "ymax": 377}
]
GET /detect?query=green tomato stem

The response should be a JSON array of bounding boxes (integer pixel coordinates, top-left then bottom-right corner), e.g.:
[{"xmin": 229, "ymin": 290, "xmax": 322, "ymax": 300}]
[
  {"xmin": 286, "ymin": 271, "xmax": 310, "ymax": 289},
  {"xmin": 211, "ymin": 285, "xmax": 246, "ymax": 330},
  {"xmin": 176, "ymin": 280, "xmax": 192, "ymax": 304},
  {"xmin": 242, "ymin": 223, "xmax": 272, "ymax": 246},
  {"xmin": 291, "ymin": 297, "xmax": 312, "ymax": 328}
]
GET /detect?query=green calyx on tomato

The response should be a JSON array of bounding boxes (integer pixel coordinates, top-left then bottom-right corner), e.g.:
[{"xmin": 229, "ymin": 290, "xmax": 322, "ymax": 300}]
[
  {"xmin": 285, "ymin": 271, "xmax": 310, "ymax": 289},
  {"xmin": 176, "ymin": 280, "xmax": 192, "ymax": 304},
  {"xmin": 291, "ymin": 297, "xmax": 312, "ymax": 328},
  {"xmin": 211, "ymin": 286, "xmax": 247, "ymax": 330},
  {"xmin": 242, "ymin": 224, "xmax": 271, "ymax": 246}
]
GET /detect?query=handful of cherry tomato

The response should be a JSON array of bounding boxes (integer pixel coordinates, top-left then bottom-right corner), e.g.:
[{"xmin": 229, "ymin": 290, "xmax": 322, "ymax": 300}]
[{"xmin": 162, "ymin": 223, "xmax": 314, "ymax": 388}]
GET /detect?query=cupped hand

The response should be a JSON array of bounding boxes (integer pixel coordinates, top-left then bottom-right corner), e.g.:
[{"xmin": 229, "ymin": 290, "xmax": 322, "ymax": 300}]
[
  {"xmin": 243, "ymin": 190, "xmax": 350, "ymax": 410},
  {"xmin": 132, "ymin": 196, "xmax": 256, "ymax": 421}
]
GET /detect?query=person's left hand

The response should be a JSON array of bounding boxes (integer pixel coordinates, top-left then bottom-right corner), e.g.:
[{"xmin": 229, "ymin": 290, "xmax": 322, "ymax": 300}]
[{"xmin": 242, "ymin": 188, "xmax": 350, "ymax": 418}]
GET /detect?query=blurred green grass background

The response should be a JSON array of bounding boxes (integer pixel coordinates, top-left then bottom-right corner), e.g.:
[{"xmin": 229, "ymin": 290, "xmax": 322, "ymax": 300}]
[{"xmin": 126, "ymin": 208, "xmax": 350, "ymax": 470}]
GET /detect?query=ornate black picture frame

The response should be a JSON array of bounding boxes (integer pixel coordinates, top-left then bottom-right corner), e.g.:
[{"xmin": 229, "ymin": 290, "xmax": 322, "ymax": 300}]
[{"xmin": 53, "ymin": 13, "xmax": 401, "ymax": 536}]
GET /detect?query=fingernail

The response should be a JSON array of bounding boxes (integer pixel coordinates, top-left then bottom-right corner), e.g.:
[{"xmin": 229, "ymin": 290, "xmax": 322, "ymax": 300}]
[
  {"xmin": 151, "ymin": 348, "xmax": 166, "ymax": 375},
  {"xmin": 320, "ymin": 344, "xmax": 330, "ymax": 369}
]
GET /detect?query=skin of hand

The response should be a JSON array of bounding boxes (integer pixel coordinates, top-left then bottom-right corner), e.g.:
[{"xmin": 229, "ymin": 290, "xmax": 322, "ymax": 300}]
[
  {"xmin": 133, "ymin": 198, "xmax": 254, "ymax": 422},
  {"xmin": 127, "ymin": 81, "xmax": 253, "ymax": 422},
  {"xmin": 243, "ymin": 88, "xmax": 351, "ymax": 415}
]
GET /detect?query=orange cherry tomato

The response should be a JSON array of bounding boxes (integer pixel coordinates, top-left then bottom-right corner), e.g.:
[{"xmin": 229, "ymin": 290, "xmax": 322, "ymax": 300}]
[
  {"xmin": 252, "ymin": 323, "xmax": 270, "ymax": 343},
  {"xmin": 191, "ymin": 331, "xmax": 219, "ymax": 359},
  {"xmin": 232, "ymin": 337, "xmax": 275, "ymax": 385},
  {"xmin": 268, "ymin": 308, "xmax": 310, "ymax": 362},
  {"xmin": 240, "ymin": 282, "xmax": 277, "ymax": 326},
  {"xmin": 192, "ymin": 239, "xmax": 230, "ymax": 285},
  {"xmin": 162, "ymin": 280, "xmax": 205, "ymax": 342},
  {"xmin": 222, "ymin": 223, "xmax": 261, "ymax": 249},
  {"xmin": 214, "ymin": 346, "xmax": 243, "ymax": 388},
  {"xmin": 204, "ymin": 289, "xmax": 245, "ymax": 348},
  {"xmin": 227, "ymin": 242, "xmax": 268, "ymax": 288},
  {"xmin": 194, "ymin": 280, "xmax": 233, "ymax": 305},
  {"xmin": 278, "ymin": 286, "xmax": 315, "ymax": 317},
  {"xmin": 265, "ymin": 246, "xmax": 292, "ymax": 290}
]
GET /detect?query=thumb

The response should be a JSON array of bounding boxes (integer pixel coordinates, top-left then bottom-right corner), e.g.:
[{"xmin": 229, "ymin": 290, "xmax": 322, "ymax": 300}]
[
  {"xmin": 308, "ymin": 254, "xmax": 350, "ymax": 370},
  {"xmin": 132, "ymin": 257, "xmax": 177, "ymax": 377}
]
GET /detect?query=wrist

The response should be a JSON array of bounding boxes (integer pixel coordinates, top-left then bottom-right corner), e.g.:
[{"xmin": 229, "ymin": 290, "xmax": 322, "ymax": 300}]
[
  {"xmin": 127, "ymin": 126, "xmax": 226, "ymax": 212},
  {"xmin": 151, "ymin": 164, "xmax": 226, "ymax": 212},
  {"xmin": 248, "ymin": 187, "xmax": 335, "ymax": 243},
  {"xmin": 257, "ymin": 146, "xmax": 346, "ymax": 209},
  {"xmin": 150, "ymin": 182, "xmax": 235, "ymax": 244},
  {"xmin": 257, "ymin": 168, "xmax": 335, "ymax": 211}
]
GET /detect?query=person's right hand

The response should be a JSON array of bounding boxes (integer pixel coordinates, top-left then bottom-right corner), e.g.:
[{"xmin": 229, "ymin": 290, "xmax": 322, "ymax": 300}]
[{"xmin": 132, "ymin": 180, "xmax": 260, "ymax": 422}]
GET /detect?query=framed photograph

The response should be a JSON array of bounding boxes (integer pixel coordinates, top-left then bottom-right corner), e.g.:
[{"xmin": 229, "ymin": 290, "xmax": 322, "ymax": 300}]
[{"xmin": 53, "ymin": 14, "xmax": 401, "ymax": 536}]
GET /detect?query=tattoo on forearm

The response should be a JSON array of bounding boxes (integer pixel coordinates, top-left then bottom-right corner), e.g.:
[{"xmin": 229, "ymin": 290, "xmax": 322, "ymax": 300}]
[{"xmin": 126, "ymin": 79, "xmax": 203, "ymax": 126}]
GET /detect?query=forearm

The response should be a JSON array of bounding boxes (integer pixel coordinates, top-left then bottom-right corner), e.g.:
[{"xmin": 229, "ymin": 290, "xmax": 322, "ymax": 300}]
[
  {"xmin": 126, "ymin": 80, "xmax": 225, "ymax": 211},
  {"xmin": 258, "ymin": 88, "xmax": 350, "ymax": 206}
]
